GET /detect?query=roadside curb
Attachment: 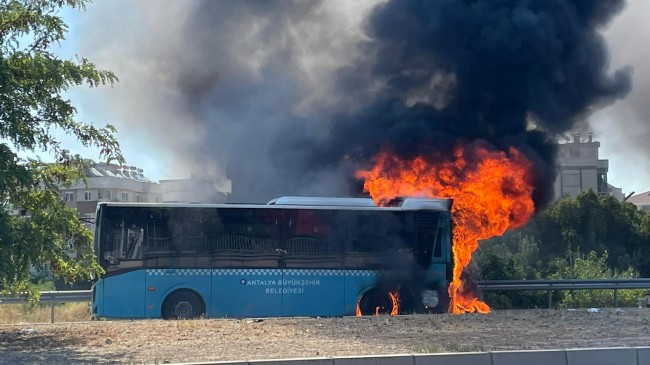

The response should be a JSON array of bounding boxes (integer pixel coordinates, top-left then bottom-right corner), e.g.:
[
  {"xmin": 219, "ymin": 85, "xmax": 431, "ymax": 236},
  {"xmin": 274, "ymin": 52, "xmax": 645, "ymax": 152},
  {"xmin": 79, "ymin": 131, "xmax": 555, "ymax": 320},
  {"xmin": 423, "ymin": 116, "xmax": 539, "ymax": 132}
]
[{"xmin": 169, "ymin": 347, "xmax": 650, "ymax": 365}]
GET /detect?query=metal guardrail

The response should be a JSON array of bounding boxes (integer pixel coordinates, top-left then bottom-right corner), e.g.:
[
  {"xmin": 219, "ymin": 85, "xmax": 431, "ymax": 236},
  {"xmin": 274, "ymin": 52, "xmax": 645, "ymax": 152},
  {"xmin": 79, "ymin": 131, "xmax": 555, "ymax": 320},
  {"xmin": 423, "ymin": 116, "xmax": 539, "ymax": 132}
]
[
  {"xmin": 1, "ymin": 279, "xmax": 650, "ymax": 322},
  {"xmin": 477, "ymin": 278, "xmax": 650, "ymax": 308},
  {"xmin": 0, "ymin": 290, "xmax": 92, "ymax": 323},
  {"xmin": 478, "ymin": 278, "xmax": 650, "ymax": 290},
  {"xmin": 0, "ymin": 290, "xmax": 91, "ymax": 305}
]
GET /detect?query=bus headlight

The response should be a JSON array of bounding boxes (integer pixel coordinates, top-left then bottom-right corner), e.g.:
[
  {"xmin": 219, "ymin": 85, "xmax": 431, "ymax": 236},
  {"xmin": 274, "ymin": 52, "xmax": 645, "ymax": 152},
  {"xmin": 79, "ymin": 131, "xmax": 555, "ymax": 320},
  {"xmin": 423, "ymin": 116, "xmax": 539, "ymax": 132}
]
[{"xmin": 422, "ymin": 289, "xmax": 439, "ymax": 308}]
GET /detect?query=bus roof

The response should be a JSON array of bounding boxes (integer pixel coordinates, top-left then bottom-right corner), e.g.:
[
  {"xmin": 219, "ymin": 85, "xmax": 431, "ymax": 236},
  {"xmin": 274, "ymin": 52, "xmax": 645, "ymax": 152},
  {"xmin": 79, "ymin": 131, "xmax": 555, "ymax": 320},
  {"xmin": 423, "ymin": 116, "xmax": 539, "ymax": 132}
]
[
  {"xmin": 266, "ymin": 196, "xmax": 376, "ymax": 207},
  {"xmin": 97, "ymin": 196, "xmax": 452, "ymax": 212}
]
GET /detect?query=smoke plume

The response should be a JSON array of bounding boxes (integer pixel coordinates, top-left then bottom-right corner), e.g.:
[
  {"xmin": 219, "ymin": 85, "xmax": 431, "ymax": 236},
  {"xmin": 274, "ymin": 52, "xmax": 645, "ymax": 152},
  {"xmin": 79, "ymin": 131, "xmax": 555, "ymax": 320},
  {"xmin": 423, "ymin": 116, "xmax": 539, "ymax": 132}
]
[
  {"xmin": 76, "ymin": 0, "xmax": 631, "ymax": 205},
  {"xmin": 311, "ymin": 0, "xmax": 632, "ymax": 208}
]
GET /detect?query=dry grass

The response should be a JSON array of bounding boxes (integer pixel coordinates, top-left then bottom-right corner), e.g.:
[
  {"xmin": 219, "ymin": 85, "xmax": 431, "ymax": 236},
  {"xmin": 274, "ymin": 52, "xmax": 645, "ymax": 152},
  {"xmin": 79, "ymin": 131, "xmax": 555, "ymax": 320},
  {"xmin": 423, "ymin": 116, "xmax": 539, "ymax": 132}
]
[
  {"xmin": 2, "ymin": 308, "xmax": 650, "ymax": 364},
  {"xmin": 0, "ymin": 303, "xmax": 90, "ymax": 324},
  {"xmin": 3, "ymin": 309, "xmax": 650, "ymax": 364}
]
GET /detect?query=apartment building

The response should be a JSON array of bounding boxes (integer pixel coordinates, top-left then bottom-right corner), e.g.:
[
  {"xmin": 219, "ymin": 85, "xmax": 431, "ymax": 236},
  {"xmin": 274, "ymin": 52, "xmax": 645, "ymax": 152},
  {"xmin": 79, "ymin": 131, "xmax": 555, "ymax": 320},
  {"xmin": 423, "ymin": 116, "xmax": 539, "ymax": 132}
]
[
  {"xmin": 554, "ymin": 133, "xmax": 624, "ymax": 201},
  {"xmin": 60, "ymin": 162, "xmax": 162, "ymax": 224}
]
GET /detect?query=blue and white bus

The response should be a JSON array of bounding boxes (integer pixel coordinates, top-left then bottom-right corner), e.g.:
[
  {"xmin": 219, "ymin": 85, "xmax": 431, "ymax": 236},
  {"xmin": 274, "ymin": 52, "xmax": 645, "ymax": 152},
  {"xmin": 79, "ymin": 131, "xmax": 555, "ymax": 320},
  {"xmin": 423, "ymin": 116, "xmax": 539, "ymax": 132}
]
[{"xmin": 91, "ymin": 196, "xmax": 453, "ymax": 319}]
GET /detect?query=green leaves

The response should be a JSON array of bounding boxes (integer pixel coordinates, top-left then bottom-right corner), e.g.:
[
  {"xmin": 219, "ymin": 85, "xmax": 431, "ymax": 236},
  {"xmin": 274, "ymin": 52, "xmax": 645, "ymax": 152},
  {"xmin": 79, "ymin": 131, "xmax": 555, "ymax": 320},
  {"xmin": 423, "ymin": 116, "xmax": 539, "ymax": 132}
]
[
  {"xmin": 548, "ymin": 250, "xmax": 643, "ymax": 308},
  {"xmin": 540, "ymin": 191, "xmax": 649, "ymax": 271},
  {"xmin": 477, "ymin": 190, "xmax": 650, "ymax": 308},
  {"xmin": 1, "ymin": 1, "xmax": 90, "ymax": 54},
  {"xmin": 1, "ymin": 0, "xmax": 118, "ymax": 295}
]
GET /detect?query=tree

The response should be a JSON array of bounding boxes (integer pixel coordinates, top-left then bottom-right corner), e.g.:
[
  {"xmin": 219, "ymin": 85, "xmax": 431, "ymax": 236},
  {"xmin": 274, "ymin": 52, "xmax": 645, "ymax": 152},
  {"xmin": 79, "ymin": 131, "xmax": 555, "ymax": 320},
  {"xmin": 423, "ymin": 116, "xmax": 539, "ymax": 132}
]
[
  {"xmin": 0, "ymin": 0, "xmax": 122, "ymax": 295},
  {"xmin": 475, "ymin": 191, "xmax": 650, "ymax": 308},
  {"xmin": 475, "ymin": 232, "xmax": 547, "ymax": 309},
  {"xmin": 540, "ymin": 191, "xmax": 650, "ymax": 273}
]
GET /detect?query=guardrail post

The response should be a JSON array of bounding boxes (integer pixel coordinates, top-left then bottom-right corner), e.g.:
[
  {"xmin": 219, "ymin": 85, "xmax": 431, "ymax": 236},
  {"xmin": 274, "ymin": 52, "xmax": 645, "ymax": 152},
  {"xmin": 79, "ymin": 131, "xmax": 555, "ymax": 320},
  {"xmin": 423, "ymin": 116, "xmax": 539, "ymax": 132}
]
[
  {"xmin": 547, "ymin": 289, "xmax": 553, "ymax": 309},
  {"xmin": 614, "ymin": 288, "xmax": 618, "ymax": 307},
  {"xmin": 50, "ymin": 300, "xmax": 55, "ymax": 323}
]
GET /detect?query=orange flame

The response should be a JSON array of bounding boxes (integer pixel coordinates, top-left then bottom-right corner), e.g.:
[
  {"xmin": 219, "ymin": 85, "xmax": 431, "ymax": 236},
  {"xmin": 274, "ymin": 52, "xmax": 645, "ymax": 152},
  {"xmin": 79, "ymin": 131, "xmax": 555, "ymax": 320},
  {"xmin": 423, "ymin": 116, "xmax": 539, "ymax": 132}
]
[
  {"xmin": 355, "ymin": 143, "xmax": 535, "ymax": 314},
  {"xmin": 355, "ymin": 290, "xmax": 402, "ymax": 316},
  {"xmin": 388, "ymin": 291, "xmax": 400, "ymax": 316}
]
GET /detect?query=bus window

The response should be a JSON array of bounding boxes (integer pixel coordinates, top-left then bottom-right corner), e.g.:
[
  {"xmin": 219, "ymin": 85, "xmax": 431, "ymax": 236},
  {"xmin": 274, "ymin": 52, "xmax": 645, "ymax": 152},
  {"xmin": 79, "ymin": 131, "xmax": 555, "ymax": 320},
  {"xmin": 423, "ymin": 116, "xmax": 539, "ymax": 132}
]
[
  {"xmin": 342, "ymin": 211, "xmax": 389, "ymax": 269},
  {"xmin": 146, "ymin": 209, "xmax": 173, "ymax": 254},
  {"xmin": 285, "ymin": 209, "xmax": 344, "ymax": 255},
  {"xmin": 167, "ymin": 209, "xmax": 206, "ymax": 253},
  {"xmin": 350, "ymin": 212, "xmax": 383, "ymax": 252},
  {"xmin": 102, "ymin": 207, "xmax": 145, "ymax": 271},
  {"xmin": 207, "ymin": 208, "xmax": 282, "ymax": 265},
  {"xmin": 344, "ymin": 212, "xmax": 409, "ymax": 252}
]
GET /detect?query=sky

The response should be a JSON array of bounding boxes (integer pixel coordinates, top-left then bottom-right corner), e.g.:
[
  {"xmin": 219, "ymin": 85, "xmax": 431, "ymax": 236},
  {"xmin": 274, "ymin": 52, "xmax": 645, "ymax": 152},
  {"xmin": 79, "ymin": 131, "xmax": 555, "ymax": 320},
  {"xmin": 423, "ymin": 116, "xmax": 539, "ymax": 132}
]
[
  {"xmin": 590, "ymin": 0, "xmax": 650, "ymax": 196},
  {"xmin": 49, "ymin": 0, "xmax": 650, "ymax": 197}
]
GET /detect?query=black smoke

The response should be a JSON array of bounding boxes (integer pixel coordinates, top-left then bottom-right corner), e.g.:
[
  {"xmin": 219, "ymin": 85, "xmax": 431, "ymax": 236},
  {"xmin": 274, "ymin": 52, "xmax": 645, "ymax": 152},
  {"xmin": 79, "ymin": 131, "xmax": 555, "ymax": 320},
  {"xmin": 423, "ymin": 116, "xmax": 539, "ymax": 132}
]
[
  {"xmin": 77, "ymin": 0, "xmax": 631, "ymax": 207},
  {"xmin": 308, "ymin": 0, "xmax": 632, "ymax": 208}
]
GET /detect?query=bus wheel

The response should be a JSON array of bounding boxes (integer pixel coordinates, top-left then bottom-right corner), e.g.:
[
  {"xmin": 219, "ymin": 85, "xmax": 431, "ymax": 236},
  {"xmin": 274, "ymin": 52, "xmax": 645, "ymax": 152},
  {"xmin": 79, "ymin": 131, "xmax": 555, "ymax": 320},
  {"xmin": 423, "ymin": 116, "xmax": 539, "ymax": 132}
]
[
  {"xmin": 162, "ymin": 290, "xmax": 205, "ymax": 320},
  {"xmin": 357, "ymin": 289, "xmax": 396, "ymax": 316}
]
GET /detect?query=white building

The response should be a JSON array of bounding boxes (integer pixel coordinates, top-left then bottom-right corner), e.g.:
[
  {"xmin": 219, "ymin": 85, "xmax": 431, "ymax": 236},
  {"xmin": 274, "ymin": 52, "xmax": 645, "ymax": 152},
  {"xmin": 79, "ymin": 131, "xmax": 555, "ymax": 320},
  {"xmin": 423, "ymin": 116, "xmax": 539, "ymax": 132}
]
[
  {"xmin": 554, "ymin": 133, "xmax": 624, "ymax": 201},
  {"xmin": 61, "ymin": 162, "xmax": 162, "ymax": 226}
]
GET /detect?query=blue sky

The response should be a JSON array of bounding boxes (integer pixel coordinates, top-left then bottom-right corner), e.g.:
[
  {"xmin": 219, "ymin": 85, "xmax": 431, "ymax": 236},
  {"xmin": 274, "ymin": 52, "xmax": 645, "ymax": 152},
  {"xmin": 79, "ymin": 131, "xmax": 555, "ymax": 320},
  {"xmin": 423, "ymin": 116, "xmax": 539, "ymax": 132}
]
[{"xmin": 23, "ymin": 6, "xmax": 166, "ymax": 180}]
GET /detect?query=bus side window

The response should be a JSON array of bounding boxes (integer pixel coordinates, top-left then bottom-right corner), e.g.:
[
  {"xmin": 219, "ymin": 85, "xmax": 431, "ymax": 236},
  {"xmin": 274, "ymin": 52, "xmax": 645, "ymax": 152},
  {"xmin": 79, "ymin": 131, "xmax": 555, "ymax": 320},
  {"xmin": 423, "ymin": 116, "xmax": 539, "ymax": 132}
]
[
  {"xmin": 146, "ymin": 209, "xmax": 173, "ymax": 253},
  {"xmin": 351, "ymin": 214, "xmax": 376, "ymax": 252},
  {"xmin": 214, "ymin": 208, "xmax": 281, "ymax": 254},
  {"xmin": 285, "ymin": 209, "xmax": 343, "ymax": 257}
]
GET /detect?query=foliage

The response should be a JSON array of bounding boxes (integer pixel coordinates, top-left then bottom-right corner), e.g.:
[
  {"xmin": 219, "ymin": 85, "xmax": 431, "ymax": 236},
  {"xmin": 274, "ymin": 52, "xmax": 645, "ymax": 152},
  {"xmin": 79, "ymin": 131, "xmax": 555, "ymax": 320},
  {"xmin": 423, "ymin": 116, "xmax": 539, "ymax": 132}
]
[
  {"xmin": 475, "ymin": 233, "xmax": 547, "ymax": 308},
  {"xmin": 476, "ymin": 190, "xmax": 650, "ymax": 309},
  {"xmin": 0, "ymin": 0, "xmax": 122, "ymax": 296},
  {"xmin": 539, "ymin": 191, "xmax": 650, "ymax": 271},
  {"xmin": 548, "ymin": 250, "xmax": 643, "ymax": 308}
]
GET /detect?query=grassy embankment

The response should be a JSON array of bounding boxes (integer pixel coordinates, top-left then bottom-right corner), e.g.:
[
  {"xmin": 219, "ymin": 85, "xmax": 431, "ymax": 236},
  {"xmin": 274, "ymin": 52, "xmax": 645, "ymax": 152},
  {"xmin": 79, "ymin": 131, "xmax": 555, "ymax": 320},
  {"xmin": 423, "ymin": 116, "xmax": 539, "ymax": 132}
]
[{"xmin": 0, "ymin": 303, "xmax": 90, "ymax": 324}]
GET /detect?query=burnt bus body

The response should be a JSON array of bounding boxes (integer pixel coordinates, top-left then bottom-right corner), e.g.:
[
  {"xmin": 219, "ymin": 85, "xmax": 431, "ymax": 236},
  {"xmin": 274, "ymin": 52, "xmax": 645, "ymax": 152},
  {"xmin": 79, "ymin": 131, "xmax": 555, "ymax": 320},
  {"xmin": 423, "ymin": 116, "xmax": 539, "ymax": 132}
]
[{"xmin": 92, "ymin": 196, "xmax": 453, "ymax": 319}]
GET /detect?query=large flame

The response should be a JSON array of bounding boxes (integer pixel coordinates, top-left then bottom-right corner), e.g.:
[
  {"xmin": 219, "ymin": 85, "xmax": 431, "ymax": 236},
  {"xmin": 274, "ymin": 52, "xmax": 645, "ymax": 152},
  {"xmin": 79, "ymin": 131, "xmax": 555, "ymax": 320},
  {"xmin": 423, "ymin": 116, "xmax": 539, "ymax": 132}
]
[{"xmin": 355, "ymin": 143, "xmax": 535, "ymax": 314}]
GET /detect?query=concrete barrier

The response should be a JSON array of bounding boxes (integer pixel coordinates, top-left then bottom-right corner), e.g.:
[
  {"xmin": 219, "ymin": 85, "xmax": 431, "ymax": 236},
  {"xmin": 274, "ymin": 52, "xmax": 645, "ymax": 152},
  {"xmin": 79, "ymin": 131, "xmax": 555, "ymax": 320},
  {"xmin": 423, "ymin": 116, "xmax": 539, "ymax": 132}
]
[
  {"xmin": 566, "ymin": 348, "xmax": 637, "ymax": 365},
  {"xmin": 171, "ymin": 347, "xmax": 650, "ymax": 365},
  {"xmin": 333, "ymin": 354, "xmax": 411, "ymax": 365},
  {"xmin": 414, "ymin": 352, "xmax": 491, "ymax": 365},
  {"xmin": 254, "ymin": 358, "xmax": 333, "ymax": 365},
  {"xmin": 492, "ymin": 349, "xmax": 567, "ymax": 365},
  {"xmin": 638, "ymin": 348, "xmax": 650, "ymax": 365}
]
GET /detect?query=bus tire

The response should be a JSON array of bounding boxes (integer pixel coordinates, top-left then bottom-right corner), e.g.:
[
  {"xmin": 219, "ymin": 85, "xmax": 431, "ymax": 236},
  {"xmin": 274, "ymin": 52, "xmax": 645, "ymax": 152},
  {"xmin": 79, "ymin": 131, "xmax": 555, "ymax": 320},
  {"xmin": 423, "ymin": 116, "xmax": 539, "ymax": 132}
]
[
  {"xmin": 357, "ymin": 288, "xmax": 396, "ymax": 316},
  {"xmin": 162, "ymin": 290, "xmax": 205, "ymax": 320}
]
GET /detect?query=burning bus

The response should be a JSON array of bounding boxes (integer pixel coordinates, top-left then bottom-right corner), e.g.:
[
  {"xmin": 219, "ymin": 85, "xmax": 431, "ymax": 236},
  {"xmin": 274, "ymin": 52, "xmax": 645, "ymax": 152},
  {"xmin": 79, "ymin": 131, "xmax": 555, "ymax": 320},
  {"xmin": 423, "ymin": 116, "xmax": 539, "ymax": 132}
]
[{"xmin": 91, "ymin": 196, "xmax": 453, "ymax": 319}]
